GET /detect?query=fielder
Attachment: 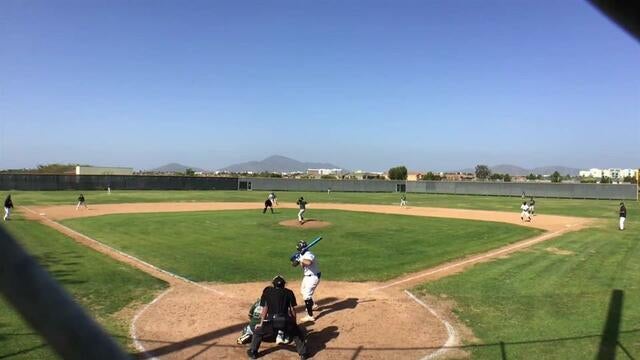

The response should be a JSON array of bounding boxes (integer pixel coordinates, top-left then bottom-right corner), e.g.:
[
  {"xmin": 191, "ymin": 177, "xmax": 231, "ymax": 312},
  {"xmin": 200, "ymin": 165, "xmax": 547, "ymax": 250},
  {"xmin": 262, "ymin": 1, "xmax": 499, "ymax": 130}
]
[
  {"xmin": 520, "ymin": 201, "xmax": 531, "ymax": 222},
  {"xmin": 76, "ymin": 194, "xmax": 87, "ymax": 210},
  {"xmin": 296, "ymin": 197, "xmax": 307, "ymax": 224},
  {"xmin": 292, "ymin": 240, "xmax": 321, "ymax": 322},
  {"xmin": 619, "ymin": 202, "xmax": 627, "ymax": 230},
  {"xmin": 529, "ymin": 197, "xmax": 536, "ymax": 216},
  {"xmin": 268, "ymin": 192, "xmax": 277, "ymax": 206},
  {"xmin": 4, "ymin": 195, "xmax": 14, "ymax": 221},
  {"xmin": 263, "ymin": 197, "xmax": 274, "ymax": 214},
  {"xmin": 400, "ymin": 194, "xmax": 407, "ymax": 207}
]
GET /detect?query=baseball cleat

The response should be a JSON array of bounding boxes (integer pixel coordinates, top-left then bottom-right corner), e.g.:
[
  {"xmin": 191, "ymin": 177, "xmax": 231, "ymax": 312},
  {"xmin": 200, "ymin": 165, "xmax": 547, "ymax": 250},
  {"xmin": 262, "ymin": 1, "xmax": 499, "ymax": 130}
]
[{"xmin": 300, "ymin": 315, "xmax": 315, "ymax": 322}]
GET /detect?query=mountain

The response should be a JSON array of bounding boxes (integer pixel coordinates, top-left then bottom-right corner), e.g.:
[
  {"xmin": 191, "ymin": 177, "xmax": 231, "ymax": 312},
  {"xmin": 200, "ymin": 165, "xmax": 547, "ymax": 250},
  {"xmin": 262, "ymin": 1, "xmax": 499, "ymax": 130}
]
[
  {"xmin": 458, "ymin": 165, "xmax": 580, "ymax": 176},
  {"xmin": 151, "ymin": 163, "xmax": 204, "ymax": 173},
  {"xmin": 220, "ymin": 155, "xmax": 342, "ymax": 173}
]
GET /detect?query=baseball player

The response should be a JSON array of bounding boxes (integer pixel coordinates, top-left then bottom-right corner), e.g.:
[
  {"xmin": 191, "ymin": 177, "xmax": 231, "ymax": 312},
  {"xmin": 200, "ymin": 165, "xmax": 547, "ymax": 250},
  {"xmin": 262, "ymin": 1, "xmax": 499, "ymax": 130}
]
[
  {"xmin": 76, "ymin": 194, "xmax": 87, "ymax": 210},
  {"xmin": 293, "ymin": 240, "xmax": 321, "ymax": 322},
  {"xmin": 529, "ymin": 197, "xmax": 536, "ymax": 216},
  {"xmin": 619, "ymin": 202, "xmax": 627, "ymax": 230},
  {"xmin": 247, "ymin": 275, "xmax": 308, "ymax": 359},
  {"xmin": 4, "ymin": 195, "xmax": 14, "ymax": 221},
  {"xmin": 400, "ymin": 194, "xmax": 407, "ymax": 207},
  {"xmin": 268, "ymin": 192, "xmax": 277, "ymax": 206},
  {"xmin": 520, "ymin": 201, "xmax": 531, "ymax": 222},
  {"xmin": 296, "ymin": 197, "xmax": 307, "ymax": 224},
  {"xmin": 263, "ymin": 196, "xmax": 274, "ymax": 214}
]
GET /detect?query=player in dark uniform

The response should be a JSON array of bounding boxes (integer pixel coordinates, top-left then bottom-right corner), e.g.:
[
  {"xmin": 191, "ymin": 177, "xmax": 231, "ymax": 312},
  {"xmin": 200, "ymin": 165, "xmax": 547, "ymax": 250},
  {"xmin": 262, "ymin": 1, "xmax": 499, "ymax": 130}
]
[
  {"xmin": 619, "ymin": 202, "xmax": 627, "ymax": 230},
  {"xmin": 4, "ymin": 194, "xmax": 14, "ymax": 221},
  {"xmin": 263, "ymin": 197, "xmax": 274, "ymax": 214},
  {"xmin": 248, "ymin": 275, "xmax": 307, "ymax": 359},
  {"xmin": 529, "ymin": 197, "xmax": 536, "ymax": 216},
  {"xmin": 76, "ymin": 194, "xmax": 87, "ymax": 210}
]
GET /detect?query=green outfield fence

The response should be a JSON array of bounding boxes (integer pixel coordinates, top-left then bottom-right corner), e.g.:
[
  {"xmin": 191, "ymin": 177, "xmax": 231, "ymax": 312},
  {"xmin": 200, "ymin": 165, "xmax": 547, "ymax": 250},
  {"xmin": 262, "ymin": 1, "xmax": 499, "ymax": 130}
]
[{"xmin": 0, "ymin": 174, "xmax": 637, "ymax": 200}]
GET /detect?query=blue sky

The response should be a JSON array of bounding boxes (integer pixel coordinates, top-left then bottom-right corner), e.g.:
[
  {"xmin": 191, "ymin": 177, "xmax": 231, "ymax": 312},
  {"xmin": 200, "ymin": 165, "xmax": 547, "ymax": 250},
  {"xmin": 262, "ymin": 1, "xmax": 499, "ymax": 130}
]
[{"xmin": 1, "ymin": 0, "xmax": 638, "ymax": 171}]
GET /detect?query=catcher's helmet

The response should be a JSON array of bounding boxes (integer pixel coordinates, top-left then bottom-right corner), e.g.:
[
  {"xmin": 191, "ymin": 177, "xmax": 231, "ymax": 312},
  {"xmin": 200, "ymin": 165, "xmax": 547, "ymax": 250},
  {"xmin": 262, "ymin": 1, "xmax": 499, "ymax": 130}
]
[
  {"xmin": 296, "ymin": 240, "xmax": 307, "ymax": 252},
  {"xmin": 272, "ymin": 275, "xmax": 286, "ymax": 288}
]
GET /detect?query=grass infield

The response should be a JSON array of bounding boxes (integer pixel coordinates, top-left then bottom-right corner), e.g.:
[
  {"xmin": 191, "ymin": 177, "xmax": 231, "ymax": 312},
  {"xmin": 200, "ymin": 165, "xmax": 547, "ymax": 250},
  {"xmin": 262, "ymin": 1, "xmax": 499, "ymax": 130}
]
[
  {"xmin": 8, "ymin": 189, "xmax": 637, "ymax": 219},
  {"xmin": 61, "ymin": 209, "xmax": 541, "ymax": 282},
  {"xmin": 0, "ymin": 217, "xmax": 167, "ymax": 359}
]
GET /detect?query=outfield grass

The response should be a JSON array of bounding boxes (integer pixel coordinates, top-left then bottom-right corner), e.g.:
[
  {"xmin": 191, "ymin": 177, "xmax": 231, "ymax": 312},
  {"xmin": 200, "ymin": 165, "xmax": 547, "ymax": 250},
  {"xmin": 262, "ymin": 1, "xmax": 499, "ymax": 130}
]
[
  {"xmin": 413, "ymin": 221, "xmax": 640, "ymax": 359},
  {"xmin": 7, "ymin": 189, "xmax": 637, "ymax": 219},
  {"xmin": 61, "ymin": 209, "xmax": 540, "ymax": 282},
  {"xmin": 0, "ymin": 217, "xmax": 167, "ymax": 359}
]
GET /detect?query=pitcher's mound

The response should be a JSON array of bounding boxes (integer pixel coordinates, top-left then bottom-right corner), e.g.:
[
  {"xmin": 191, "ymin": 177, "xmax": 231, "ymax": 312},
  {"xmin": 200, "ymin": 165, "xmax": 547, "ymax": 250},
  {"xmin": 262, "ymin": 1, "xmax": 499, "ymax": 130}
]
[{"xmin": 279, "ymin": 219, "xmax": 331, "ymax": 229}]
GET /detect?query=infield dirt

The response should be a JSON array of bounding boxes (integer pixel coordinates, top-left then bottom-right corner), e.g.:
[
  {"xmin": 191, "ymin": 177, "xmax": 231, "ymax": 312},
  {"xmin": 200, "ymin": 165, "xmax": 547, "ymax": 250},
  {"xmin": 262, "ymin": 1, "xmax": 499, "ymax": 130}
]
[{"xmin": 21, "ymin": 202, "xmax": 593, "ymax": 359}]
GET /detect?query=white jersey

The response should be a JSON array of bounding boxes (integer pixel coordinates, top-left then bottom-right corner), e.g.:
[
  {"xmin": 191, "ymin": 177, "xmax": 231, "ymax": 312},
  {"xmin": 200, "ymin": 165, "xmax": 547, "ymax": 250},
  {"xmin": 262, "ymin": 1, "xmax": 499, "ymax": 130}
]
[
  {"xmin": 300, "ymin": 251, "xmax": 319, "ymax": 276},
  {"xmin": 520, "ymin": 204, "xmax": 529, "ymax": 212}
]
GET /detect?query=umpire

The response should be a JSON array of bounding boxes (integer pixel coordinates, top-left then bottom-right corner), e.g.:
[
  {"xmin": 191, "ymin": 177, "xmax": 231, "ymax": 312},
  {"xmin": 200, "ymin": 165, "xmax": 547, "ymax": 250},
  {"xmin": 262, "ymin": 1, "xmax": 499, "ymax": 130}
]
[{"xmin": 248, "ymin": 275, "xmax": 308, "ymax": 359}]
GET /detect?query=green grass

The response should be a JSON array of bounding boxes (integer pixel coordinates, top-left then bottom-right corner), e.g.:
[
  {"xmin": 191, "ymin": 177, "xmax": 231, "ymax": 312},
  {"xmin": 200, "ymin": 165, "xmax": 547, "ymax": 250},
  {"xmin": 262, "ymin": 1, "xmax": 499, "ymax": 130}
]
[
  {"xmin": 7, "ymin": 189, "xmax": 637, "ymax": 219},
  {"xmin": 412, "ymin": 220, "xmax": 640, "ymax": 359},
  {"xmin": 0, "ymin": 217, "xmax": 167, "ymax": 359},
  {"xmin": 61, "ymin": 209, "xmax": 540, "ymax": 282}
]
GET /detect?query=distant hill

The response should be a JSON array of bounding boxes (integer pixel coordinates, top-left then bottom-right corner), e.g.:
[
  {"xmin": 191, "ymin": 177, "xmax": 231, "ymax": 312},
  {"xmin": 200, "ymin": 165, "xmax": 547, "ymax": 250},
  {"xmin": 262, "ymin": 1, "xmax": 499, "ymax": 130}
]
[
  {"xmin": 458, "ymin": 165, "xmax": 580, "ymax": 176},
  {"xmin": 220, "ymin": 155, "xmax": 342, "ymax": 173},
  {"xmin": 150, "ymin": 163, "xmax": 204, "ymax": 173}
]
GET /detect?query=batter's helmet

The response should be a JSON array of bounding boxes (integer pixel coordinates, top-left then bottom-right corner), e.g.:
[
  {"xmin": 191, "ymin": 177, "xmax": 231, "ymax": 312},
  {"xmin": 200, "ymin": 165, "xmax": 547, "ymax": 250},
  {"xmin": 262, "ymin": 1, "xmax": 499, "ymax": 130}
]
[
  {"xmin": 296, "ymin": 240, "xmax": 307, "ymax": 252},
  {"xmin": 272, "ymin": 275, "xmax": 286, "ymax": 288}
]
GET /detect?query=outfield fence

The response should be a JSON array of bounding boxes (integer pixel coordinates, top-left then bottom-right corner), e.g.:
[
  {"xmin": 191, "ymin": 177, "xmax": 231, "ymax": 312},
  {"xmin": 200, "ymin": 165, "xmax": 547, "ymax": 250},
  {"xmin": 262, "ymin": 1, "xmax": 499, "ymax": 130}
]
[
  {"xmin": 0, "ymin": 174, "xmax": 636, "ymax": 200},
  {"xmin": 0, "ymin": 174, "xmax": 238, "ymax": 191}
]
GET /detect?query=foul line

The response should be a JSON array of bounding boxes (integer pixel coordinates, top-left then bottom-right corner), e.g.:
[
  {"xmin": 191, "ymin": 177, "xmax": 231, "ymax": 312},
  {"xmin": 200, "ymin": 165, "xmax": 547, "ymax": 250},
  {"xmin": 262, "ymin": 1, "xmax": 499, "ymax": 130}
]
[
  {"xmin": 405, "ymin": 290, "xmax": 458, "ymax": 360},
  {"xmin": 21, "ymin": 206, "xmax": 229, "ymax": 297},
  {"xmin": 370, "ymin": 228, "xmax": 567, "ymax": 292},
  {"xmin": 130, "ymin": 287, "xmax": 174, "ymax": 360}
]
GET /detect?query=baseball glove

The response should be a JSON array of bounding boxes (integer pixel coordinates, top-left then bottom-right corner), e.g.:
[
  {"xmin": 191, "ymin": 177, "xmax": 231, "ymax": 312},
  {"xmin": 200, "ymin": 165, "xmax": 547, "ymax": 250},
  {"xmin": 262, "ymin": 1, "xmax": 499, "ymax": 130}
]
[{"xmin": 291, "ymin": 259, "xmax": 300, "ymax": 267}]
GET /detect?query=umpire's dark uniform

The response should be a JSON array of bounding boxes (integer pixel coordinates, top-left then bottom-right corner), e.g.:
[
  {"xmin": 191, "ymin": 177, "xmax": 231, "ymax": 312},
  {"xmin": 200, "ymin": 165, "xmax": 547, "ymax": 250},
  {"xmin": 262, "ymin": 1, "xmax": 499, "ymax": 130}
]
[{"xmin": 248, "ymin": 276, "xmax": 307, "ymax": 359}]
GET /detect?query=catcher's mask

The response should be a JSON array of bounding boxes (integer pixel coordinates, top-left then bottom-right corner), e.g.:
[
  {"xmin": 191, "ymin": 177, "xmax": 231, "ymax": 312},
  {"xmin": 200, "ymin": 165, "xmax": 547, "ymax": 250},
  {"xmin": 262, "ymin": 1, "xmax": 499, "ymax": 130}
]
[
  {"xmin": 296, "ymin": 240, "xmax": 307, "ymax": 252},
  {"xmin": 272, "ymin": 275, "xmax": 286, "ymax": 288}
]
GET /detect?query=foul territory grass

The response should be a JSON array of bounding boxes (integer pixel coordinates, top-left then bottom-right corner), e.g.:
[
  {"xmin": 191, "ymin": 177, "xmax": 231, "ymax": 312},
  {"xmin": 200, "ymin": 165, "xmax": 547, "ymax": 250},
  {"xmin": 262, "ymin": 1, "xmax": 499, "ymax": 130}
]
[
  {"xmin": 8, "ymin": 189, "xmax": 636, "ymax": 219},
  {"xmin": 412, "ymin": 222, "xmax": 640, "ymax": 359},
  {"xmin": 61, "ymin": 209, "xmax": 540, "ymax": 282},
  {"xmin": 0, "ymin": 217, "xmax": 166, "ymax": 359}
]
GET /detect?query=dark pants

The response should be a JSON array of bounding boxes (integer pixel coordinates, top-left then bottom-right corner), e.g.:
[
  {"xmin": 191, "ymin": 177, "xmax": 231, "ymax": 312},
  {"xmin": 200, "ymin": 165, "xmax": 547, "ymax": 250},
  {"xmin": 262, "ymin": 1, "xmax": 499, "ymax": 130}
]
[
  {"xmin": 263, "ymin": 200, "xmax": 273, "ymax": 213},
  {"xmin": 249, "ymin": 318, "xmax": 306, "ymax": 356}
]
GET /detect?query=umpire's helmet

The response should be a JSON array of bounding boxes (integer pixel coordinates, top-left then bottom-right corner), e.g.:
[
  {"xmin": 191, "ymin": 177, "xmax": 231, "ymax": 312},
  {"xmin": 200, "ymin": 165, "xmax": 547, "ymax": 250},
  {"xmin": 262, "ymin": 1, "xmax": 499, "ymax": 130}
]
[
  {"xmin": 272, "ymin": 275, "xmax": 286, "ymax": 288},
  {"xmin": 296, "ymin": 240, "xmax": 307, "ymax": 252}
]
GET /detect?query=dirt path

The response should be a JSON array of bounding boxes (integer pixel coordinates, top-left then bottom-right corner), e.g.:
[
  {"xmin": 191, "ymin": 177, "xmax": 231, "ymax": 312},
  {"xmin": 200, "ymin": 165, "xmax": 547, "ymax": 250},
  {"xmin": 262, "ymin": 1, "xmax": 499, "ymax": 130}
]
[{"xmin": 20, "ymin": 203, "xmax": 593, "ymax": 360}]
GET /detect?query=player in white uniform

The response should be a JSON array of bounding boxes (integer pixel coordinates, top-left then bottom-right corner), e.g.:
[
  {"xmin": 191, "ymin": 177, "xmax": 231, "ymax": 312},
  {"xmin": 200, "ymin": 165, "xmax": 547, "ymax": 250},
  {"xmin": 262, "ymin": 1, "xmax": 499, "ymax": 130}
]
[
  {"xmin": 296, "ymin": 240, "xmax": 320, "ymax": 322},
  {"xmin": 520, "ymin": 201, "xmax": 530, "ymax": 222}
]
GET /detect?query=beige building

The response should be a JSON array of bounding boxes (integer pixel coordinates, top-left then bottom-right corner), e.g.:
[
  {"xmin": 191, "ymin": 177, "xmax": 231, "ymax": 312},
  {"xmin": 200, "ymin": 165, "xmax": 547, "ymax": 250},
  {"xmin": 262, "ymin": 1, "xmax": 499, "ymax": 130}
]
[{"xmin": 75, "ymin": 166, "xmax": 133, "ymax": 175}]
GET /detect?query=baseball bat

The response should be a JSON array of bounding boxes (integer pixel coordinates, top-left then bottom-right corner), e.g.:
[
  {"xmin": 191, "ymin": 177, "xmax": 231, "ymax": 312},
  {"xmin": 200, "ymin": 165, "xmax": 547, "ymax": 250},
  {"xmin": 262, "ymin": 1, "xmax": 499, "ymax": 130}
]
[{"xmin": 289, "ymin": 236, "xmax": 322, "ymax": 262}]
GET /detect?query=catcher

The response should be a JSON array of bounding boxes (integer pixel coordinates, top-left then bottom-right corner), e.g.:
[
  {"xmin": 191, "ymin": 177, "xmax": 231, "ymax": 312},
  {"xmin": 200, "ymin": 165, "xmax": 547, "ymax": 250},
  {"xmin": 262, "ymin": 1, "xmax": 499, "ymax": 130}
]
[{"xmin": 237, "ymin": 297, "xmax": 292, "ymax": 346}]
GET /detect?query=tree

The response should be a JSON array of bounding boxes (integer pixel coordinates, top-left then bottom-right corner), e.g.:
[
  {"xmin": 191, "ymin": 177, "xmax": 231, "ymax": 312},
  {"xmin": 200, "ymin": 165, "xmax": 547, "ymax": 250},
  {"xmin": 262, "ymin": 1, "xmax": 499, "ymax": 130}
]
[
  {"xmin": 550, "ymin": 171, "xmax": 562, "ymax": 183},
  {"xmin": 600, "ymin": 176, "xmax": 612, "ymax": 184},
  {"xmin": 387, "ymin": 166, "xmax": 408, "ymax": 180},
  {"xmin": 475, "ymin": 165, "xmax": 491, "ymax": 180},
  {"xmin": 489, "ymin": 173, "xmax": 504, "ymax": 181},
  {"xmin": 423, "ymin": 171, "xmax": 442, "ymax": 181},
  {"xmin": 503, "ymin": 173, "xmax": 512, "ymax": 182},
  {"xmin": 185, "ymin": 168, "xmax": 195, "ymax": 176},
  {"xmin": 623, "ymin": 175, "xmax": 637, "ymax": 184},
  {"xmin": 526, "ymin": 173, "xmax": 537, "ymax": 181}
]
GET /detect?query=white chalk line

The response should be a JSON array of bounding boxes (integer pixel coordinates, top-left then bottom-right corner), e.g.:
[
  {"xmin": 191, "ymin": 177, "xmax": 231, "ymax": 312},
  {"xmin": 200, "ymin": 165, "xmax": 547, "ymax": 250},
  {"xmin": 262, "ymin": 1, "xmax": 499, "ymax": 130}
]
[
  {"xmin": 370, "ymin": 228, "xmax": 568, "ymax": 291},
  {"xmin": 130, "ymin": 287, "xmax": 174, "ymax": 360},
  {"xmin": 405, "ymin": 290, "xmax": 458, "ymax": 360},
  {"xmin": 22, "ymin": 206, "xmax": 229, "ymax": 297}
]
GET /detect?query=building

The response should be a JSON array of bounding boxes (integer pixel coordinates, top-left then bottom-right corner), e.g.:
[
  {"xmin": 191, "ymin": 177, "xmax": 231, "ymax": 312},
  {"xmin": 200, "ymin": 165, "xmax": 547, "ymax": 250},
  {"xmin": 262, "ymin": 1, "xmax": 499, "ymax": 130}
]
[
  {"xmin": 343, "ymin": 170, "xmax": 386, "ymax": 180},
  {"xmin": 579, "ymin": 168, "xmax": 637, "ymax": 180},
  {"xmin": 306, "ymin": 168, "xmax": 344, "ymax": 178},
  {"xmin": 75, "ymin": 166, "xmax": 133, "ymax": 175},
  {"xmin": 443, "ymin": 172, "xmax": 475, "ymax": 181},
  {"xmin": 407, "ymin": 172, "xmax": 422, "ymax": 181}
]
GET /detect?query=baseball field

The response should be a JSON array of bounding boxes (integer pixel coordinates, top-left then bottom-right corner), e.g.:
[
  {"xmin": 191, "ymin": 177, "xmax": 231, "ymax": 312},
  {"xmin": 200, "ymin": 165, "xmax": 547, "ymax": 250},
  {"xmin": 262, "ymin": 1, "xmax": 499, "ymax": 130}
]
[{"xmin": 1, "ymin": 190, "xmax": 638, "ymax": 359}]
